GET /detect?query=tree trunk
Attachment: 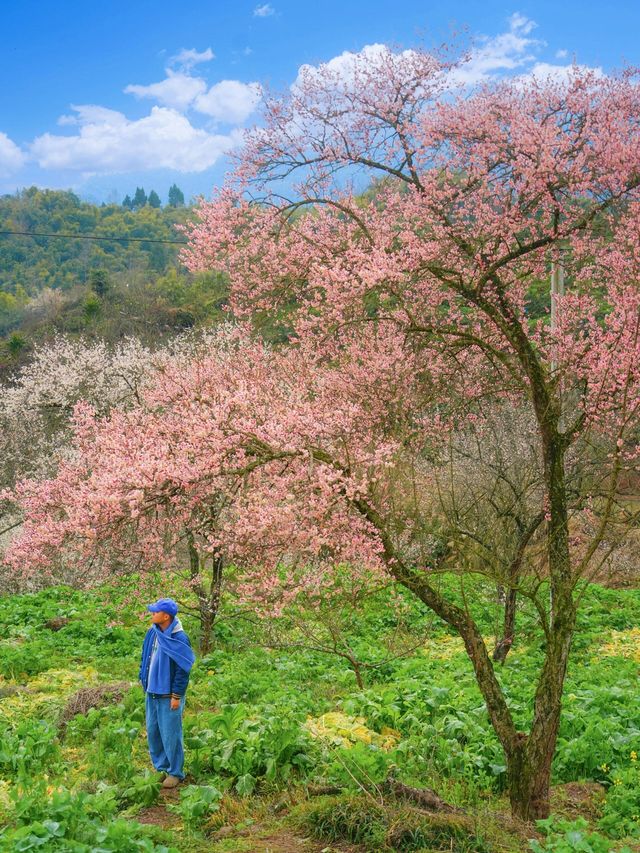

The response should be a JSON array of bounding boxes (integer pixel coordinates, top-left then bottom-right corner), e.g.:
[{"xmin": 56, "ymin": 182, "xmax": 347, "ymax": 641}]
[
  {"xmin": 187, "ymin": 537, "xmax": 224, "ymax": 655},
  {"xmin": 493, "ymin": 514, "xmax": 544, "ymax": 664},
  {"xmin": 506, "ymin": 735, "xmax": 552, "ymax": 821},
  {"xmin": 505, "ymin": 436, "xmax": 576, "ymax": 820},
  {"xmin": 505, "ymin": 603, "xmax": 574, "ymax": 819},
  {"xmin": 493, "ymin": 586, "xmax": 516, "ymax": 664},
  {"xmin": 396, "ymin": 517, "xmax": 574, "ymax": 822},
  {"xmin": 348, "ymin": 403, "xmax": 575, "ymax": 821},
  {"xmin": 200, "ymin": 554, "xmax": 223, "ymax": 655}
]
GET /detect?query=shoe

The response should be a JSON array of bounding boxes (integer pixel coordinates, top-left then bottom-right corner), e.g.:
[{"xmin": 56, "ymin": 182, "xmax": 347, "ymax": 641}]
[{"xmin": 161, "ymin": 775, "xmax": 180, "ymax": 788}]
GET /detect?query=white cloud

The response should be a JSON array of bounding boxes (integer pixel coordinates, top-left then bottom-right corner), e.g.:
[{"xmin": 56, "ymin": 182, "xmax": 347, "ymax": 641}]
[
  {"xmin": 294, "ymin": 43, "xmax": 403, "ymax": 91},
  {"xmin": 15, "ymin": 20, "xmax": 606, "ymax": 188},
  {"xmin": 292, "ymin": 16, "xmax": 540, "ymax": 94},
  {"xmin": 194, "ymin": 80, "xmax": 262, "ymax": 123},
  {"xmin": 0, "ymin": 132, "xmax": 26, "ymax": 176},
  {"xmin": 125, "ymin": 70, "xmax": 207, "ymax": 111},
  {"xmin": 508, "ymin": 12, "xmax": 537, "ymax": 36},
  {"xmin": 525, "ymin": 62, "xmax": 604, "ymax": 83},
  {"xmin": 293, "ymin": 16, "xmax": 542, "ymax": 93},
  {"xmin": 124, "ymin": 67, "xmax": 261, "ymax": 124},
  {"xmin": 296, "ymin": 16, "xmax": 603, "ymax": 98},
  {"xmin": 169, "ymin": 47, "xmax": 215, "ymax": 71},
  {"xmin": 30, "ymin": 105, "xmax": 243, "ymax": 175},
  {"xmin": 253, "ymin": 3, "xmax": 274, "ymax": 17},
  {"xmin": 449, "ymin": 13, "xmax": 542, "ymax": 86},
  {"xmin": 26, "ymin": 50, "xmax": 263, "ymax": 179}
]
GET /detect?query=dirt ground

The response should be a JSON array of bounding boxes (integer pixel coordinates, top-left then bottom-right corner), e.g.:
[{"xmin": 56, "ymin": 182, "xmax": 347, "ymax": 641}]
[{"xmin": 134, "ymin": 787, "xmax": 358, "ymax": 852}]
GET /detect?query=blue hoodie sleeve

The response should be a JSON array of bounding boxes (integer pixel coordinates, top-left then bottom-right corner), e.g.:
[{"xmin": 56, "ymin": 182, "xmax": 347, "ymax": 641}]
[{"xmin": 170, "ymin": 632, "xmax": 193, "ymax": 697}]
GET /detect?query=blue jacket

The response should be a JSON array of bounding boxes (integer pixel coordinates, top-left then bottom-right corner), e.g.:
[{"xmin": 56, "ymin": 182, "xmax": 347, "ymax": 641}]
[{"xmin": 139, "ymin": 617, "xmax": 193, "ymax": 698}]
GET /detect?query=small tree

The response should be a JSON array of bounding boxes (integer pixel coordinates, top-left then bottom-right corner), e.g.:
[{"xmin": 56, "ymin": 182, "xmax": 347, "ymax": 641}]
[
  {"xmin": 0, "ymin": 332, "xmax": 219, "ymax": 569},
  {"xmin": 88, "ymin": 269, "xmax": 110, "ymax": 298},
  {"xmin": 132, "ymin": 187, "xmax": 147, "ymax": 210},
  {"xmin": 168, "ymin": 184, "xmax": 185, "ymax": 208},
  {"xmin": 5, "ymin": 332, "xmax": 27, "ymax": 359},
  {"xmin": 148, "ymin": 190, "xmax": 162, "ymax": 209}
]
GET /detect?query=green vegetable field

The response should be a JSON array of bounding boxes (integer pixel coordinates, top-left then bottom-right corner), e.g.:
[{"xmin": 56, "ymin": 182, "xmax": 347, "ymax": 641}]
[{"xmin": 1, "ymin": 577, "xmax": 639, "ymax": 852}]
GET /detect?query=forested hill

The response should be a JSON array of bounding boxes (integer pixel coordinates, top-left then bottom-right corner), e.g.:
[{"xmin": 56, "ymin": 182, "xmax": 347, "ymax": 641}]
[
  {"xmin": 0, "ymin": 186, "xmax": 192, "ymax": 295},
  {"xmin": 0, "ymin": 187, "xmax": 229, "ymax": 369}
]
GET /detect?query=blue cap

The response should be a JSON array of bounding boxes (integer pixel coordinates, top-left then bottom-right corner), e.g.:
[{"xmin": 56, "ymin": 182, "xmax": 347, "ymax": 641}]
[{"xmin": 147, "ymin": 597, "xmax": 178, "ymax": 616}]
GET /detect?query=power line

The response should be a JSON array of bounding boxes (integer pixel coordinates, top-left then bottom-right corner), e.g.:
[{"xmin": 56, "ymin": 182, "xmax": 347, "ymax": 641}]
[{"xmin": 0, "ymin": 229, "xmax": 188, "ymax": 246}]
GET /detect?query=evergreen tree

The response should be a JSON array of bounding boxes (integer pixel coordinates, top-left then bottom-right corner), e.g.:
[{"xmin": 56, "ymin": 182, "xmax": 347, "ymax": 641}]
[
  {"xmin": 6, "ymin": 332, "xmax": 27, "ymax": 358},
  {"xmin": 88, "ymin": 269, "xmax": 110, "ymax": 298},
  {"xmin": 148, "ymin": 190, "xmax": 162, "ymax": 209},
  {"xmin": 122, "ymin": 194, "xmax": 133, "ymax": 210},
  {"xmin": 168, "ymin": 184, "xmax": 185, "ymax": 207},
  {"xmin": 132, "ymin": 187, "xmax": 147, "ymax": 209}
]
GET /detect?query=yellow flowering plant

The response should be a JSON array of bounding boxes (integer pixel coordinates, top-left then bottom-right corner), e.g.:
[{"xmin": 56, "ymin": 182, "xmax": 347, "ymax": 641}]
[{"xmin": 598, "ymin": 758, "xmax": 640, "ymax": 840}]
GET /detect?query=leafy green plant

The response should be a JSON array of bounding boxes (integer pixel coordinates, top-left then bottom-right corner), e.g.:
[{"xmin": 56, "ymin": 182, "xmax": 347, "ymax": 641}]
[
  {"xmin": 3, "ymin": 580, "xmax": 640, "ymax": 852},
  {"xmin": 187, "ymin": 704, "xmax": 314, "ymax": 793},
  {"xmin": 0, "ymin": 720, "xmax": 60, "ymax": 780},
  {"xmin": 599, "ymin": 760, "xmax": 640, "ymax": 839},
  {"xmin": 84, "ymin": 716, "xmax": 142, "ymax": 782},
  {"xmin": 323, "ymin": 742, "xmax": 392, "ymax": 791},
  {"xmin": 0, "ymin": 641, "xmax": 56, "ymax": 679},
  {"xmin": 119, "ymin": 773, "xmax": 162, "ymax": 809},
  {"xmin": 166, "ymin": 784, "xmax": 222, "ymax": 831},
  {"xmin": 529, "ymin": 817, "xmax": 633, "ymax": 853},
  {"xmin": 0, "ymin": 818, "xmax": 177, "ymax": 852},
  {"xmin": 0, "ymin": 780, "xmax": 175, "ymax": 852}
]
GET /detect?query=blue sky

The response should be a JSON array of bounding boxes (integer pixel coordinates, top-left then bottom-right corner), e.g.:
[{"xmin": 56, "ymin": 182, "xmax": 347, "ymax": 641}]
[{"xmin": 1, "ymin": 0, "xmax": 638, "ymax": 203}]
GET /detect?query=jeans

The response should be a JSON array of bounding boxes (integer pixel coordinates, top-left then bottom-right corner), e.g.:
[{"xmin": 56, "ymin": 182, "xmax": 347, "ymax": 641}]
[{"xmin": 144, "ymin": 692, "xmax": 186, "ymax": 779}]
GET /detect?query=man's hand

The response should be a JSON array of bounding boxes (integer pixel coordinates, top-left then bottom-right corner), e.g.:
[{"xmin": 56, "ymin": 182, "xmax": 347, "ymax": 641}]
[{"xmin": 170, "ymin": 697, "xmax": 181, "ymax": 710}]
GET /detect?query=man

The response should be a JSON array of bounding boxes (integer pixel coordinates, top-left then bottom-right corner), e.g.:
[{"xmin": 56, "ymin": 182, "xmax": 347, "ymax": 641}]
[{"xmin": 138, "ymin": 597, "xmax": 196, "ymax": 788}]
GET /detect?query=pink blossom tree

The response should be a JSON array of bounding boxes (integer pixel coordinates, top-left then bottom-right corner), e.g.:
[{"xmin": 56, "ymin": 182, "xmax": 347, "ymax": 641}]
[
  {"xmin": 0, "ymin": 330, "xmax": 232, "ymax": 501},
  {"xmin": 177, "ymin": 52, "xmax": 640, "ymax": 819},
  {"xmin": 0, "ymin": 329, "xmax": 247, "ymax": 646},
  {"xmin": 3, "ymin": 325, "xmax": 426, "ymax": 647}
]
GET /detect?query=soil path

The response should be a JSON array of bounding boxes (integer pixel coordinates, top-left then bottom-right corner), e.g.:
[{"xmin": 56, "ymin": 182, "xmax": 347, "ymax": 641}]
[{"xmin": 134, "ymin": 788, "xmax": 358, "ymax": 852}]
